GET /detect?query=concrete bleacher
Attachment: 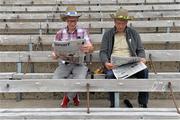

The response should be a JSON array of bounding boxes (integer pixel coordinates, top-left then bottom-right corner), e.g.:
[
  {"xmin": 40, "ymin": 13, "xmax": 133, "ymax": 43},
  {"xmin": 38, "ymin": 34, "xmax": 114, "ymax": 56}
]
[
  {"xmin": 0, "ymin": 0, "xmax": 179, "ymax": 88},
  {"xmin": 0, "ymin": 0, "xmax": 179, "ymax": 92},
  {"xmin": 0, "ymin": 0, "xmax": 180, "ymax": 119},
  {"xmin": 0, "ymin": 79, "xmax": 180, "ymax": 119}
]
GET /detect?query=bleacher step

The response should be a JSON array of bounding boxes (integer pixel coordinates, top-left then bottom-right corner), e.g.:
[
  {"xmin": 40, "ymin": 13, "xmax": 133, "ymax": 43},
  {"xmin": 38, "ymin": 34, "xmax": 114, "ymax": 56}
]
[{"xmin": 0, "ymin": 99, "xmax": 179, "ymax": 108}]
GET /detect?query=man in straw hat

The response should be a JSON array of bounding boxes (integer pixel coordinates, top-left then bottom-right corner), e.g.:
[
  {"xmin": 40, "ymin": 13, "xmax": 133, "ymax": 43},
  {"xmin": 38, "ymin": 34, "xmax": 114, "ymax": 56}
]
[
  {"xmin": 52, "ymin": 6, "xmax": 93, "ymax": 108},
  {"xmin": 99, "ymin": 8, "xmax": 149, "ymax": 108}
]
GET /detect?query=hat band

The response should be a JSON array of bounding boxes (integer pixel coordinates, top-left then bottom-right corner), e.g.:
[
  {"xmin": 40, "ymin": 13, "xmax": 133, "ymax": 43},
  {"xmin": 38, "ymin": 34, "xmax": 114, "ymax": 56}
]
[
  {"xmin": 116, "ymin": 15, "xmax": 130, "ymax": 19},
  {"xmin": 67, "ymin": 11, "xmax": 78, "ymax": 15}
]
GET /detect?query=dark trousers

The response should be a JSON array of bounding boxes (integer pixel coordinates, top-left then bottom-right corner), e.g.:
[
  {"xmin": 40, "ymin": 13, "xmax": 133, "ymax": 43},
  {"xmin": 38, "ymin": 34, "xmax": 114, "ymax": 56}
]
[{"xmin": 106, "ymin": 68, "xmax": 149, "ymax": 107}]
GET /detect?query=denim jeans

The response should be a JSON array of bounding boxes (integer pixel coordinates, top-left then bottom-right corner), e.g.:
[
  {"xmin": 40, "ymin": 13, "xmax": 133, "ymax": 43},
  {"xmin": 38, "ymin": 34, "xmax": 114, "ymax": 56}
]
[{"xmin": 106, "ymin": 68, "xmax": 149, "ymax": 107}]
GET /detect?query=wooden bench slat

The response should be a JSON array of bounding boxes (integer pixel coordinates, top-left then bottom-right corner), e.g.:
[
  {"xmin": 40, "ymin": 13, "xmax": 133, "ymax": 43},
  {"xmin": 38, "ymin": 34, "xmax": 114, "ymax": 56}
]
[
  {"xmin": 0, "ymin": 108, "xmax": 180, "ymax": 120},
  {"xmin": 0, "ymin": 11, "xmax": 179, "ymax": 22},
  {"xmin": 0, "ymin": 108, "xmax": 179, "ymax": 119},
  {"xmin": 0, "ymin": 50, "xmax": 180, "ymax": 62},
  {"xmin": 13, "ymin": 73, "xmax": 53, "ymax": 79},
  {"xmin": 146, "ymin": 0, "xmax": 180, "ymax": 3},
  {"xmin": 0, "ymin": 108, "xmax": 179, "ymax": 112},
  {"xmin": 10, "ymin": 72, "xmax": 180, "ymax": 79},
  {"xmin": 94, "ymin": 72, "xmax": 180, "ymax": 79},
  {"xmin": 92, "ymin": 0, "xmax": 144, "ymax": 4},
  {"xmin": 0, "ymin": 72, "xmax": 14, "ymax": 79},
  {"xmin": 0, "ymin": 52, "xmax": 20, "ymax": 62},
  {"xmin": 140, "ymin": 33, "xmax": 180, "ymax": 44},
  {"xmin": 0, "ymin": 0, "xmax": 90, "ymax": 5},
  {"xmin": 0, "ymin": 0, "xmax": 168, "ymax": 5},
  {"xmin": 0, "ymin": 79, "xmax": 180, "ymax": 92},
  {"xmin": 91, "ymin": 50, "xmax": 180, "ymax": 62},
  {"xmin": 1, "ymin": 33, "xmax": 180, "ymax": 45},
  {"xmin": 145, "ymin": 50, "xmax": 180, "ymax": 61},
  {"xmin": 0, "ymin": 5, "xmax": 180, "ymax": 13},
  {"xmin": 0, "ymin": 20, "xmax": 179, "ymax": 30},
  {"xmin": 0, "ymin": 0, "xmax": 179, "ymax": 5}
]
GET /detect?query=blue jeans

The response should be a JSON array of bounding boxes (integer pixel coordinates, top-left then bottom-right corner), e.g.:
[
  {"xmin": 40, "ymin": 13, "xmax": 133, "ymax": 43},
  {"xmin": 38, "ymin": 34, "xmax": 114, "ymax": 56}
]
[{"xmin": 106, "ymin": 68, "xmax": 149, "ymax": 107}]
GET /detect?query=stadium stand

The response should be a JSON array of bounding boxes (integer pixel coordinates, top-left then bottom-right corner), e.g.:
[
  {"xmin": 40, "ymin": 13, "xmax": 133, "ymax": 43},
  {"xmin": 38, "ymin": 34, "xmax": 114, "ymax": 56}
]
[{"xmin": 0, "ymin": 0, "xmax": 180, "ymax": 119}]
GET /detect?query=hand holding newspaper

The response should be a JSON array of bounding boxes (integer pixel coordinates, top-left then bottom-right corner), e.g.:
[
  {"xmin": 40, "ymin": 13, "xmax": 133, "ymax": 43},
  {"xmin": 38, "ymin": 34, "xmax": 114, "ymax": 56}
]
[
  {"xmin": 53, "ymin": 39, "xmax": 85, "ymax": 63},
  {"xmin": 111, "ymin": 56, "xmax": 147, "ymax": 79}
]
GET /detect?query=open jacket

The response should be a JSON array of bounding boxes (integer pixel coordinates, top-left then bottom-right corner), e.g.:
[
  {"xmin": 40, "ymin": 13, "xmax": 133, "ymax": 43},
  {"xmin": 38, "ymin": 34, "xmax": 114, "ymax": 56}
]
[{"xmin": 99, "ymin": 26, "xmax": 145, "ymax": 65}]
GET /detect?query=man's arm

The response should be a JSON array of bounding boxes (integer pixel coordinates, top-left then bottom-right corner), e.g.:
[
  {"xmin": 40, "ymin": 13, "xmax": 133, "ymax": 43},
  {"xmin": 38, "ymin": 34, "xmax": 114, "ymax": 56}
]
[
  {"xmin": 99, "ymin": 32, "xmax": 110, "ymax": 63},
  {"xmin": 134, "ymin": 30, "xmax": 146, "ymax": 63},
  {"xmin": 99, "ymin": 32, "xmax": 115, "ymax": 70},
  {"xmin": 81, "ymin": 29, "xmax": 94, "ymax": 53},
  {"xmin": 135, "ymin": 31, "xmax": 145, "ymax": 58}
]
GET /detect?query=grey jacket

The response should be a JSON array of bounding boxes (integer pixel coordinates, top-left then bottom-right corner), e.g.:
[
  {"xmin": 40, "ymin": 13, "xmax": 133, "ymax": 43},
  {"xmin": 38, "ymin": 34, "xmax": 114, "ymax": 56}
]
[{"xmin": 99, "ymin": 26, "xmax": 145, "ymax": 64}]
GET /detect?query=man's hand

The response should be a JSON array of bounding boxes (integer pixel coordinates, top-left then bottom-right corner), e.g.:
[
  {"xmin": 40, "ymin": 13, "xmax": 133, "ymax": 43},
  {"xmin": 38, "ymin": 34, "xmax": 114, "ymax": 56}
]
[
  {"xmin": 52, "ymin": 52, "xmax": 70, "ymax": 60},
  {"xmin": 80, "ymin": 43, "xmax": 93, "ymax": 53},
  {"xmin": 140, "ymin": 58, "xmax": 146, "ymax": 64},
  {"xmin": 105, "ymin": 62, "xmax": 114, "ymax": 70},
  {"xmin": 52, "ymin": 52, "xmax": 59, "ymax": 60}
]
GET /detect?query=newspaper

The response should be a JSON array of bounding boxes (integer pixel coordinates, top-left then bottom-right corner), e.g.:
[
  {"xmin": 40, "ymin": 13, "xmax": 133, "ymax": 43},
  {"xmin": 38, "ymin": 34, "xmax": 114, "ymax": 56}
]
[
  {"xmin": 111, "ymin": 56, "xmax": 147, "ymax": 79},
  {"xmin": 53, "ymin": 39, "xmax": 85, "ymax": 63},
  {"xmin": 111, "ymin": 56, "xmax": 141, "ymax": 66}
]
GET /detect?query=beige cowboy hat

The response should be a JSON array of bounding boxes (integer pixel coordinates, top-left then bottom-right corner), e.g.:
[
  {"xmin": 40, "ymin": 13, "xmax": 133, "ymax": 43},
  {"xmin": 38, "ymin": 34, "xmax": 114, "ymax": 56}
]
[
  {"xmin": 61, "ymin": 6, "xmax": 81, "ymax": 21},
  {"xmin": 110, "ymin": 8, "xmax": 134, "ymax": 20}
]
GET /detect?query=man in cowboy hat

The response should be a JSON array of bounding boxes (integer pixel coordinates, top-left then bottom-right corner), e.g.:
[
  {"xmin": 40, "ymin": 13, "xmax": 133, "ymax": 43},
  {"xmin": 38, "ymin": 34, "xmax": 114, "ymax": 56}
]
[
  {"xmin": 99, "ymin": 8, "xmax": 149, "ymax": 108},
  {"xmin": 52, "ymin": 6, "xmax": 93, "ymax": 108}
]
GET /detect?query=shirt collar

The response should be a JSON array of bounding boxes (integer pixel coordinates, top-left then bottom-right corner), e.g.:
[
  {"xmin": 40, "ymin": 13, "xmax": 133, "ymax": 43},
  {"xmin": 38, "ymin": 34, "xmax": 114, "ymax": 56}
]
[{"xmin": 66, "ymin": 26, "xmax": 77, "ymax": 34}]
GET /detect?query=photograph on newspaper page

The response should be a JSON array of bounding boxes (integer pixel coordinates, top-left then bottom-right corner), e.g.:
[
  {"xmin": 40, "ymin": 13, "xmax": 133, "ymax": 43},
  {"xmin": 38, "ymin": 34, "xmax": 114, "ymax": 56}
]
[
  {"xmin": 111, "ymin": 56, "xmax": 147, "ymax": 79},
  {"xmin": 53, "ymin": 39, "xmax": 85, "ymax": 63}
]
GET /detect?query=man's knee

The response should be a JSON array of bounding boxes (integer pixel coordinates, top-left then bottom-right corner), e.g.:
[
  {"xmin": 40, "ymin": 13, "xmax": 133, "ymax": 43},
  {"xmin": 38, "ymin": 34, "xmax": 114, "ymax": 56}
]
[
  {"xmin": 142, "ymin": 68, "xmax": 149, "ymax": 78},
  {"xmin": 136, "ymin": 68, "xmax": 149, "ymax": 79},
  {"xmin": 105, "ymin": 70, "xmax": 115, "ymax": 79}
]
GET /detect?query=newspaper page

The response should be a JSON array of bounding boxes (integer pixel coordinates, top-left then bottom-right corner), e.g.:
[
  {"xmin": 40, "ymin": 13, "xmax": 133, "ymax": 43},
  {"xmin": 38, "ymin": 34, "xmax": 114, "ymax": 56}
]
[
  {"xmin": 53, "ymin": 39, "xmax": 85, "ymax": 63},
  {"xmin": 111, "ymin": 56, "xmax": 147, "ymax": 79},
  {"xmin": 112, "ymin": 62, "xmax": 147, "ymax": 79},
  {"xmin": 111, "ymin": 56, "xmax": 141, "ymax": 66}
]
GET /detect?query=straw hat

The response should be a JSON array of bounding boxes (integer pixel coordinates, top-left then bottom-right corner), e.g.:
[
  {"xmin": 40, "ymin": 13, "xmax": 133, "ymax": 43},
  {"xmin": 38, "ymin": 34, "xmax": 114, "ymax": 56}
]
[
  {"xmin": 110, "ymin": 8, "xmax": 134, "ymax": 20},
  {"xmin": 61, "ymin": 6, "xmax": 81, "ymax": 21}
]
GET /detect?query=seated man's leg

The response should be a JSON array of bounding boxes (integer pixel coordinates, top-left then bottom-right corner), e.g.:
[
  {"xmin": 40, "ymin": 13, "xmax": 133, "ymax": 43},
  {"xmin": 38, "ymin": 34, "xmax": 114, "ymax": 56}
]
[
  {"xmin": 53, "ymin": 63, "xmax": 73, "ymax": 108},
  {"xmin": 105, "ymin": 70, "xmax": 116, "ymax": 107},
  {"xmin": 135, "ymin": 68, "xmax": 149, "ymax": 108},
  {"xmin": 72, "ymin": 64, "xmax": 88, "ymax": 106}
]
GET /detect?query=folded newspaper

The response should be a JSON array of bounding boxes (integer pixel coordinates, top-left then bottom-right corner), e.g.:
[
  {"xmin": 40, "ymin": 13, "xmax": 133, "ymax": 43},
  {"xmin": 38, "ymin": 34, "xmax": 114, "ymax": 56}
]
[
  {"xmin": 53, "ymin": 39, "xmax": 85, "ymax": 63},
  {"xmin": 111, "ymin": 56, "xmax": 147, "ymax": 79},
  {"xmin": 111, "ymin": 56, "xmax": 141, "ymax": 66}
]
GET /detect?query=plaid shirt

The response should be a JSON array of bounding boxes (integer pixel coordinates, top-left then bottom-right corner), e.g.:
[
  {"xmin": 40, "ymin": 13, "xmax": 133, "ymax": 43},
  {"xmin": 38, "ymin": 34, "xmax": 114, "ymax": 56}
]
[{"xmin": 54, "ymin": 27, "xmax": 91, "ymax": 44}]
